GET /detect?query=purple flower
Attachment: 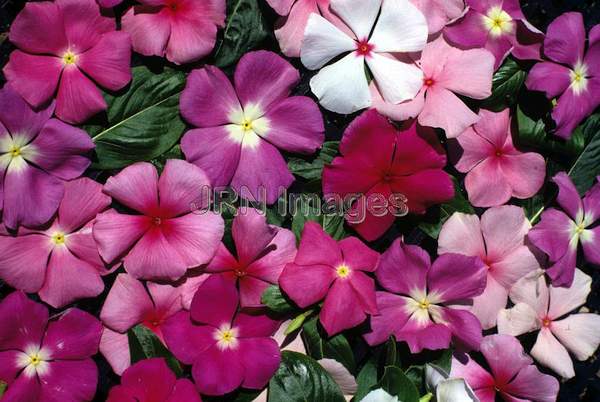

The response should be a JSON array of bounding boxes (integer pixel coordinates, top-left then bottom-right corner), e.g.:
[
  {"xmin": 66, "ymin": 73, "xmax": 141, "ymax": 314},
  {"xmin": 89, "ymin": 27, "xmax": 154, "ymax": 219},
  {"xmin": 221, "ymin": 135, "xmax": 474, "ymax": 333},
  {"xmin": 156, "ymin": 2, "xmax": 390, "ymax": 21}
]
[{"xmin": 526, "ymin": 12, "xmax": 600, "ymax": 138}]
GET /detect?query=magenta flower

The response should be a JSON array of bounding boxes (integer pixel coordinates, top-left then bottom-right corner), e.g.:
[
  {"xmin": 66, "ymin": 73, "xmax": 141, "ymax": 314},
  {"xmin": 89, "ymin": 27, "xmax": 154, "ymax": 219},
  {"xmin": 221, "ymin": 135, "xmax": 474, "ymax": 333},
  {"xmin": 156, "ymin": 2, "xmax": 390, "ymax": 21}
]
[
  {"xmin": 528, "ymin": 173, "xmax": 600, "ymax": 287},
  {"xmin": 451, "ymin": 334, "xmax": 559, "ymax": 402},
  {"xmin": 107, "ymin": 358, "xmax": 201, "ymax": 402},
  {"xmin": 410, "ymin": 0, "xmax": 466, "ymax": 34},
  {"xmin": 93, "ymin": 160, "xmax": 224, "ymax": 281},
  {"xmin": 526, "ymin": 13, "xmax": 600, "ymax": 138},
  {"xmin": 454, "ymin": 108, "xmax": 546, "ymax": 207},
  {"xmin": 444, "ymin": 0, "xmax": 544, "ymax": 69},
  {"xmin": 163, "ymin": 276, "xmax": 281, "ymax": 396},
  {"xmin": 0, "ymin": 291, "xmax": 102, "ymax": 401},
  {"xmin": 97, "ymin": 0, "xmax": 122, "ymax": 8},
  {"xmin": 438, "ymin": 206, "xmax": 540, "ymax": 329},
  {"xmin": 0, "ymin": 87, "xmax": 94, "ymax": 230},
  {"xmin": 3, "ymin": 0, "xmax": 132, "ymax": 124},
  {"xmin": 279, "ymin": 221, "xmax": 380, "ymax": 336},
  {"xmin": 206, "ymin": 208, "xmax": 296, "ymax": 308},
  {"xmin": 180, "ymin": 50, "xmax": 324, "ymax": 204},
  {"xmin": 322, "ymin": 110, "xmax": 454, "ymax": 241},
  {"xmin": 0, "ymin": 178, "xmax": 110, "ymax": 308},
  {"xmin": 363, "ymin": 239, "xmax": 486, "ymax": 353},
  {"xmin": 122, "ymin": 0, "xmax": 225, "ymax": 65}
]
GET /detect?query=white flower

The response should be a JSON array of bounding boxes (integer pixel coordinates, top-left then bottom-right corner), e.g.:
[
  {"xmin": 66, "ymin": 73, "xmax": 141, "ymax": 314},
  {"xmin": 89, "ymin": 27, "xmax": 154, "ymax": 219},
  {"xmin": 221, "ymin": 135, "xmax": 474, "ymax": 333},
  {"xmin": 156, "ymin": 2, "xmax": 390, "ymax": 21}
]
[
  {"xmin": 361, "ymin": 388, "xmax": 399, "ymax": 402},
  {"xmin": 425, "ymin": 364, "xmax": 479, "ymax": 402},
  {"xmin": 301, "ymin": 0, "xmax": 428, "ymax": 114}
]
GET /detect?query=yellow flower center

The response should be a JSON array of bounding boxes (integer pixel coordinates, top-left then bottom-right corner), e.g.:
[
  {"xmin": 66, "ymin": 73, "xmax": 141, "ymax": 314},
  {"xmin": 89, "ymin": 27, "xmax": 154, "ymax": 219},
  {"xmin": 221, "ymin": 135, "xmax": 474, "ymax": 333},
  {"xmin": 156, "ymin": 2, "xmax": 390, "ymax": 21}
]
[
  {"xmin": 214, "ymin": 325, "xmax": 239, "ymax": 350},
  {"xmin": 51, "ymin": 232, "xmax": 66, "ymax": 245},
  {"xmin": 418, "ymin": 299, "xmax": 430, "ymax": 310},
  {"xmin": 29, "ymin": 354, "xmax": 43, "ymax": 366},
  {"xmin": 62, "ymin": 51, "xmax": 77, "ymax": 65},
  {"xmin": 336, "ymin": 264, "xmax": 351, "ymax": 279},
  {"xmin": 570, "ymin": 63, "xmax": 588, "ymax": 95},
  {"xmin": 483, "ymin": 7, "xmax": 513, "ymax": 37},
  {"xmin": 9, "ymin": 146, "xmax": 21, "ymax": 157}
]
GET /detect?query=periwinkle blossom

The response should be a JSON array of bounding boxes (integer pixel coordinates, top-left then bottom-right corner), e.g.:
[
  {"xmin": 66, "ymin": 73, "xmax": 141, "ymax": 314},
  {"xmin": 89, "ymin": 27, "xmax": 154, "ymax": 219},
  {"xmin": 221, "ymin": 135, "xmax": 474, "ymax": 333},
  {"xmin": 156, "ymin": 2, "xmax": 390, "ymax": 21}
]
[
  {"xmin": 363, "ymin": 239, "xmax": 486, "ymax": 353},
  {"xmin": 528, "ymin": 173, "xmax": 600, "ymax": 287},
  {"xmin": 93, "ymin": 160, "xmax": 224, "ymax": 281},
  {"xmin": 0, "ymin": 292, "xmax": 102, "ymax": 401},
  {"xmin": 180, "ymin": 50, "xmax": 324, "ymax": 204},
  {"xmin": 122, "ymin": 0, "xmax": 225, "ymax": 65},
  {"xmin": 425, "ymin": 364, "xmax": 478, "ymax": 402},
  {"xmin": 526, "ymin": 13, "xmax": 600, "ymax": 138},
  {"xmin": 0, "ymin": 178, "xmax": 110, "ymax": 308},
  {"xmin": 438, "ymin": 206, "xmax": 540, "ymax": 329},
  {"xmin": 279, "ymin": 221, "xmax": 380, "ymax": 336},
  {"xmin": 97, "ymin": 0, "xmax": 122, "ymax": 7},
  {"xmin": 3, "ymin": 0, "xmax": 132, "ymax": 124},
  {"xmin": 410, "ymin": 0, "xmax": 465, "ymax": 34},
  {"xmin": 300, "ymin": 0, "xmax": 428, "ymax": 114},
  {"xmin": 0, "ymin": 87, "xmax": 94, "ymax": 230}
]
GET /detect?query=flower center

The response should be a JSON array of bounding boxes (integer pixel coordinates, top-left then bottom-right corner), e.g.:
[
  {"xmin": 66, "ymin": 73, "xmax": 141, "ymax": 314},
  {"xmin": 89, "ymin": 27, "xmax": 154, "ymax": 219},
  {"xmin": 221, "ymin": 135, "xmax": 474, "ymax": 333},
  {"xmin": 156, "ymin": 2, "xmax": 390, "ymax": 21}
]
[
  {"xmin": 423, "ymin": 78, "xmax": 435, "ymax": 87},
  {"xmin": 570, "ymin": 62, "xmax": 589, "ymax": 95},
  {"xmin": 17, "ymin": 346, "xmax": 50, "ymax": 377},
  {"xmin": 356, "ymin": 40, "xmax": 374, "ymax": 57},
  {"xmin": 51, "ymin": 232, "xmax": 66, "ymax": 245},
  {"xmin": 242, "ymin": 119, "xmax": 253, "ymax": 132},
  {"xmin": 9, "ymin": 146, "xmax": 21, "ymax": 157},
  {"xmin": 483, "ymin": 6, "xmax": 513, "ymax": 37},
  {"xmin": 62, "ymin": 51, "xmax": 77, "ymax": 65},
  {"xmin": 542, "ymin": 317, "xmax": 552, "ymax": 328},
  {"xmin": 214, "ymin": 325, "xmax": 239, "ymax": 350},
  {"xmin": 234, "ymin": 268, "xmax": 246, "ymax": 277},
  {"xmin": 152, "ymin": 217, "xmax": 162, "ymax": 226},
  {"xmin": 418, "ymin": 298, "xmax": 430, "ymax": 310},
  {"xmin": 336, "ymin": 264, "xmax": 351, "ymax": 279},
  {"xmin": 495, "ymin": 150, "xmax": 503, "ymax": 157}
]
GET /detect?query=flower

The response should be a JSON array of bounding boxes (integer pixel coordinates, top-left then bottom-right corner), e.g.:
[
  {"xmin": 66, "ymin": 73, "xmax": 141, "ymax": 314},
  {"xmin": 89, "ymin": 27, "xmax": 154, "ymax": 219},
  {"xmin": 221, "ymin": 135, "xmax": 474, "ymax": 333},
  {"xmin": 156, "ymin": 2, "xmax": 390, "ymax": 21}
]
[
  {"xmin": 363, "ymin": 239, "xmax": 486, "ymax": 353},
  {"xmin": 526, "ymin": 13, "xmax": 600, "ymax": 138},
  {"xmin": 205, "ymin": 208, "xmax": 296, "ymax": 308},
  {"xmin": 425, "ymin": 364, "xmax": 478, "ymax": 402},
  {"xmin": 279, "ymin": 221, "xmax": 380, "ymax": 336},
  {"xmin": 0, "ymin": 178, "xmax": 110, "ymax": 308},
  {"xmin": 0, "ymin": 87, "xmax": 94, "ymax": 230},
  {"xmin": 93, "ymin": 159, "xmax": 224, "ymax": 280},
  {"xmin": 97, "ymin": 0, "xmax": 122, "ymax": 7},
  {"xmin": 163, "ymin": 276, "xmax": 281, "ymax": 396},
  {"xmin": 444, "ymin": 0, "xmax": 544, "ymax": 69},
  {"xmin": 322, "ymin": 110, "xmax": 454, "ymax": 241},
  {"xmin": 362, "ymin": 389, "xmax": 398, "ymax": 402},
  {"xmin": 0, "ymin": 291, "xmax": 102, "ymax": 401},
  {"xmin": 451, "ymin": 334, "xmax": 559, "ymax": 402},
  {"xmin": 528, "ymin": 173, "xmax": 600, "ymax": 287},
  {"xmin": 454, "ymin": 108, "xmax": 546, "ymax": 207},
  {"xmin": 180, "ymin": 50, "xmax": 324, "ymax": 204},
  {"xmin": 498, "ymin": 269, "xmax": 600, "ymax": 379},
  {"xmin": 107, "ymin": 358, "xmax": 201, "ymax": 402},
  {"xmin": 371, "ymin": 36, "xmax": 495, "ymax": 139},
  {"xmin": 438, "ymin": 206, "xmax": 539, "ymax": 329},
  {"xmin": 122, "ymin": 0, "xmax": 225, "ymax": 65},
  {"xmin": 410, "ymin": 0, "xmax": 465, "ymax": 34},
  {"xmin": 300, "ymin": 0, "xmax": 428, "ymax": 114},
  {"xmin": 3, "ymin": 0, "xmax": 131, "ymax": 124}
]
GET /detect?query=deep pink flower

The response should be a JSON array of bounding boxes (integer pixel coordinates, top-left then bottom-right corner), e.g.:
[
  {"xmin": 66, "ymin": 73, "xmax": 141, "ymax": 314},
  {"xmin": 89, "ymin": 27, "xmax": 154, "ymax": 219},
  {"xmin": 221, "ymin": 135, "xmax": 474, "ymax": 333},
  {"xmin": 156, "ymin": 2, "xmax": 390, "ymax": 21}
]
[
  {"xmin": 206, "ymin": 208, "xmax": 296, "ymax": 308},
  {"xmin": 526, "ymin": 13, "xmax": 600, "ymax": 138},
  {"xmin": 97, "ymin": 0, "xmax": 122, "ymax": 7},
  {"xmin": 438, "ymin": 206, "xmax": 539, "ymax": 329},
  {"xmin": 279, "ymin": 222, "xmax": 380, "ymax": 336},
  {"xmin": 0, "ymin": 178, "xmax": 110, "ymax": 308},
  {"xmin": 0, "ymin": 87, "xmax": 94, "ymax": 230},
  {"xmin": 452, "ymin": 334, "xmax": 559, "ymax": 402},
  {"xmin": 107, "ymin": 358, "xmax": 201, "ymax": 402},
  {"xmin": 180, "ymin": 50, "xmax": 324, "ymax": 204},
  {"xmin": 322, "ymin": 110, "xmax": 454, "ymax": 241},
  {"xmin": 122, "ymin": 0, "xmax": 225, "ymax": 65},
  {"xmin": 163, "ymin": 276, "xmax": 281, "ymax": 396},
  {"xmin": 454, "ymin": 108, "xmax": 546, "ymax": 207},
  {"xmin": 363, "ymin": 239, "xmax": 486, "ymax": 353},
  {"xmin": 528, "ymin": 173, "xmax": 600, "ymax": 287},
  {"xmin": 3, "ymin": 0, "xmax": 132, "ymax": 124},
  {"xmin": 93, "ymin": 160, "xmax": 224, "ymax": 281},
  {"xmin": 0, "ymin": 291, "xmax": 101, "ymax": 401}
]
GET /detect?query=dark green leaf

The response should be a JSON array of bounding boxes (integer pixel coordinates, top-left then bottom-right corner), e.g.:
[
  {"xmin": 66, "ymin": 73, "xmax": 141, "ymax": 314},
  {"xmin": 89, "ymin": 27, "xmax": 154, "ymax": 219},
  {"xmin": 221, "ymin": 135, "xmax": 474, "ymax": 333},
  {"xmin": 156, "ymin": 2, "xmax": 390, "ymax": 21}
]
[
  {"xmin": 432, "ymin": 349, "xmax": 452, "ymax": 373},
  {"xmin": 127, "ymin": 324, "xmax": 182, "ymax": 376},
  {"xmin": 419, "ymin": 178, "xmax": 473, "ymax": 239},
  {"xmin": 568, "ymin": 114, "xmax": 600, "ymax": 194},
  {"xmin": 291, "ymin": 194, "xmax": 346, "ymax": 241},
  {"xmin": 481, "ymin": 58, "xmax": 526, "ymax": 111},
  {"xmin": 262, "ymin": 285, "xmax": 297, "ymax": 314},
  {"xmin": 378, "ymin": 366, "xmax": 420, "ymax": 402},
  {"xmin": 354, "ymin": 357, "xmax": 379, "ymax": 401},
  {"xmin": 0, "ymin": 380, "xmax": 6, "ymax": 397},
  {"xmin": 288, "ymin": 141, "xmax": 340, "ymax": 181},
  {"xmin": 302, "ymin": 317, "xmax": 356, "ymax": 373},
  {"xmin": 385, "ymin": 337, "xmax": 400, "ymax": 367},
  {"xmin": 204, "ymin": 389, "xmax": 262, "ymax": 402}
]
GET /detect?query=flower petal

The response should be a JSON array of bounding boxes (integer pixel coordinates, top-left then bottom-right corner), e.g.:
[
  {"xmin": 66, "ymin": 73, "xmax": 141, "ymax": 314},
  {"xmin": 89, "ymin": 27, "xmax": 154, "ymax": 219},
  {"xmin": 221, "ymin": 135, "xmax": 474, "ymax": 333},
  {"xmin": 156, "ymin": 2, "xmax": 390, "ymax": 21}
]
[
  {"xmin": 364, "ymin": 292, "xmax": 410, "ymax": 346},
  {"xmin": 501, "ymin": 364, "xmax": 559, "ymax": 402},
  {"xmin": 300, "ymin": 13, "xmax": 356, "ymax": 69},
  {"xmin": 0, "ymin": 291, "xmax": 49, "ymax": 351},
  {"xmin": 99, "ymin": 328, "xmax": 130, "ymax": 375},
  {"xmin": 121, "ymin": 6, "xmax": 171, "ymax": 59},
  {"xmin": 8, "ymin": 1, "xmax": 68, "ymax": 54},
  {"xmin": 552, "ymin": 313, "xmax": 600, "ymax": 361},
  {"xmin": 42, "ymin": 308, "xmax": 101, "ymax": 359},
  {"xmin": 480, "ymin": 205, "xmax": 529, "ymax": 261},
  {"xmin": 38, "ymin": 359, "xmax": 98, "ymax": 402},
  {"xmin": 57, "ymin": 178, "xmax": 110, "ymax": 233},
  {"xmin": 100, "ymin": 273, "xmax": 154, "ymax": 333},
  {"xmin": 547, "ymin": 268, "xmax": 591, "ymax": 320},
  {"xmin": 192, "ymin": 345, "xmax": 244, "ymax": 396},
  {"xmin": 103, "ymin": 162, "xmax": 159, "ymax": 215},
  {"xmin": 191, "ymin": 274, "xmax": 238, "ymax": 327},
  {"xmin": 93, "ymin": 212, "xmax": 152, "ymax": 265},
  {"xmin": 157, "ymin": 159, "xmax": 213, "ymax": 218},
  {"xmin": 376, "ymin": 239, "xmax": 429, "ymax": 295},
  {"xmin": 531, "ymin": 328, "xmax": 574, "ymax": 379},
  {"xmin": 232, "ymin": 208, "xmax": 277, "ymax": 266},
  {"xmin": 481, "ymin": 334, "xmax": 532, "ymax": 385},
  {"xmin": 330, "ymin": 0, "xmax": 380, "ymax": 40},
  {"xmin": 0, "ymin": 234, "xmax": 52, "ymax": 293},
  {"xmin": 239, "ymin": 338, "xmax": 281, "ymax": 389},
  {"xmin": 418, "ymin": 86, "xmax": 479, "ymax": 138},
  {"xmin": 366, "ymin": 53, "xmax": 423, "ymax": 104},
  {"xmin": 162, "ymin": 311, "xmax": 215, "ymax": 365},
  {"xmin": 428, "ymin": 253, "xmax": 486, "ymax": 303},
  {"xmin": 438, "ymin": 307, "xmax": 483, "ymax": 351},
  {"xmin": 497, "ymin": 302, "xmax": 540, "ymax": 336},
  {"xmin": 553, "ymin": 171, "xmax": 584, "ymax": 220},
  {"xmin": 525, "ymin": 62, "xmax": 572, "ymax": 99},
  {"xmin": 77, "ymin": 31, "xmax": 132, "ymax": 91},
  {"xmin": 471, "ymin": 275, "xmax": 510, "ymax": 330},
  {"xmin": 166, "ymin": 15, "xmax": 219, "ymax": 64},
  {"xmin": 279, "ymin": 263, "xmax": 336, "ymax": 308},
  {"xmin": 438, "ymin": 212, "xmax": 486, "ymax": 257},
  {"xmin": 369, "ymin": 0, "xmax": 427, "ymax": 52},
  {"xmin": 320, "ymin": 279, "xmax": 368, "ymax": 336},
  {"xmin": 55, "ymin": 66, "xmax": 107, "ymax": 124},
  {"xmin": 543, "ymin": 11, "xmax": 586, "ymax": 66},
  {"xmin": 464, "ymin": 157, "xmax": 512, "ymax": 207}
]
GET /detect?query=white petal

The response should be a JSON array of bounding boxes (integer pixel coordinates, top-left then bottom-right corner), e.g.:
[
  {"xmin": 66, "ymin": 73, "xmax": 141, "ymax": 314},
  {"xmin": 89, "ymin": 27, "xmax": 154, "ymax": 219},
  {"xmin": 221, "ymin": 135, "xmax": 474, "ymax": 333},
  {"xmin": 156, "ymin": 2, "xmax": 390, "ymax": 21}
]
[
  {"xmin": 531, "ymin": 328, "xmax": 575, "ymax": 379},
  {"xmin": 330, "ymin": 0, "xmax": 381, "ymax": 40},
  {"xmin": 425, "ymin": 364, "xmax": 448, "ymax": 391},
  {"xmin": 552, "ymin": 313, "xmax": 600, "ymax": 361},
  {"xmin": 310, "ymin": 53, "xmax": 370, "ymax": 114},
  {"xmin": 366, "ymin": 53, "xmax": 423, "ymax": 104},
  {"xmin": 370, "ymin": 0, "xmax": 428, "ymax": 53},
  {"xmin": 318, "ymin": 359, "xmax": 357, "ymax": 395},
  {"xmin": 437, "ymin": 379, "xmax": 479, "ymax": 402},
  {"xmin": 361, "ymin": 389, "xmax": 398, "ymax": 402},
  {"xmin": 548, "ymin": 268, "xmax": 592, "ymax": 320},
  {"xmin": 300, "ymin": 13, "xmax": 356, "ymax": 70},
  {"xmin": 497, "ymin": 303, "xmax": 541, "ymax": 336}
]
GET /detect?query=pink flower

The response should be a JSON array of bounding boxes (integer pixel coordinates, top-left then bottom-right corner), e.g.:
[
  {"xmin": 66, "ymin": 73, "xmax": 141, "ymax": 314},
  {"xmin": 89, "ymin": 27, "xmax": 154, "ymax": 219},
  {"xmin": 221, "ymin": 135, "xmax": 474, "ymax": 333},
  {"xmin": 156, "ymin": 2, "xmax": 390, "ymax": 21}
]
[
  {"xmin": 528, "ymin": 173, "xmax": 600, "ymax": 287},
  {"xmin": 163, "ymin": 276, "xmax": 281, "ymax": 396},
  {"xmin": 122, "ymin": 0, "xmax": 225, "ymax": 65},
  {"xmin": 97, "ymin": 0, "xmax": 122, "ymax": 7},
  {"xmin": 322, "ymin": 110, "xmax": 454, "ymax": 241},
  {"xmin": 371, "ymin": 36, "xmax": 495, "ymax": 139},
  {"xmin": 3, "ymin": 0, "xmax": 132, "ymax": 124},
  {"xmin": 454, "ymin": 108, "xmax": 546, "ymax": 207},
  {"xmin": 205, "ymin": 208, "xmax": 296, "ymax": 308},
  {"xmin": 410, "ymin": 0, "xmax": 466, "ymax": 34},
  {"xmin": 279, "ymin": 222, "xmax": 380, "ymax": 336},
  {"xmin": 107, "ymin": 358, "xmax": 201, "ymax": 401},
  {"xmin": 0, "ymin": 291, "xmax": 102, "ymax": 401},
  {"xmin": 0, "ymin": 178, "xmax": 110, "ymax": 308},
  {"xmin": 0, "ymin": 87, "xmax": 94, "ymax": 230},
  {"xmin": 93, "ymin": 160, "xmax": 224, "ymax": 281},
  {"xmin": 451, "ymin": 334, "xmax": 559, "ymax": 402},
  {"xmin": 363, "ymin": 239, "xmax": 486, "ymax": 353},
  {"xmin": 438, "ymin": 206, "xmax": 539, "ymax": 329},
  {"xmin": 498, "ymin": 269, "xmax": 600, "ymax": 379},
  {"xmin": 180, "ymin": 50, "xmax": 324, "ymax": 204}
]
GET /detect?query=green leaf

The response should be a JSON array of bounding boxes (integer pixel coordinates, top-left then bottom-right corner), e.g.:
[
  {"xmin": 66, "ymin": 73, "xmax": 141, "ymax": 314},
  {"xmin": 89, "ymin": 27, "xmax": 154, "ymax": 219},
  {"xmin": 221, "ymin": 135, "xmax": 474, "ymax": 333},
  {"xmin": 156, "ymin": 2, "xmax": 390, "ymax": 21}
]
[
  {"xmin": 214, "ymin": 0, "xmax": 268, "ymax": 68},
  {"xmin": 354, "ymin": 357, "xmax": 379, "ymax": 401},
  {"xmin": 432, "ymin": 349, "xmax": 452, "ymax": 373},
  {"xmin": 288, "ymin": 141, "xmax": 340, "ymax": 181},
  {"xmin": 89, "ymin": 66, "xmax": 186, "ymax": 170},
  {"xmin": 378, "ymin": 366, "xmax": 420, "ymax": 402},
  {"xmin": 291, "ymin": 194, "xmax": 346, "ymax": 241},
  {"xmin": 568, "ymin": 114, "xmax": 600, "ymax": 194},
  {"xmin": 285, "ymin": 310, "xmax": 314, "ymax": 335},
  {"xmin": 302, "ymin": 317, "xmax": 356, "ymax": 373},
  {"xmin": 0, "ymin": 380, "xmax": 6, "ymax": 397},
  {"xmin": 385, "ymin": 337, "xmax": 400, "ymax": 367},
  {"xmin": 261, "ymin": 285, "xmax": 297, "ymax": 314},
  {"xmin": 268, "ymin": 351, "xmax": 346, "ymax": 402},
  {"xmin": 481, "ymin": 58, "xmax": 526, "ymax": 111},
  {"xmin": 127, "ymin": 324, "xmax": 182, "ymax": 376},
  {"xmin": 204, "ymin": 389, "xmax": 262, "ymax": 402}
]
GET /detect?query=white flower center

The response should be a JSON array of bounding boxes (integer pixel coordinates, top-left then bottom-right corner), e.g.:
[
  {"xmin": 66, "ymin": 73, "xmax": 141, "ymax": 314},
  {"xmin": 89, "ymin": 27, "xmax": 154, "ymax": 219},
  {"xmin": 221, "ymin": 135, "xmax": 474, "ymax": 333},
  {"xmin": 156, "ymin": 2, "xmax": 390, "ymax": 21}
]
[
  {"xmin": 570, "ymin": 62, "xmax": 589, "ymax": 95},
  {"xmin": 214, "ymin": 324, "xmax": 239, "ymax": 350},
  {"xmin": 16, "ymin": 345, "xmax": 50, "ymax": 378},
  {"xmin": 226, "ymin": 103, "xmax": 270, "ymax": 149},
  {"xmin": 482, "ymin": 6, "xmax": 513, "ymax": 37},
  {"xmin": 0, "ymin": 134, "xmax": 35, "ymax": 173}
]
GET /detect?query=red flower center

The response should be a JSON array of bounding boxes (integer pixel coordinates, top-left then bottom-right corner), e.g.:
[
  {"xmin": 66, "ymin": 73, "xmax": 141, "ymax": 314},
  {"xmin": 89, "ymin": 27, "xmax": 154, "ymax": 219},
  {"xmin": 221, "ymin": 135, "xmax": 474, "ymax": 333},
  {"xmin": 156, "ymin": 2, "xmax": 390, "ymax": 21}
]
[
  {"xmin": 495, "ymin": 150, "xmax": 503, "ymax": 157},
  {"xmin": 542, "ymin": 317, "xmax": 552, "ymax": 328},
  {"xmin": 356, "ymin": 40, "xmax": 374, "ymax": 57},
  {"xmin": 234, "ymin": 268, "xmax": 247, "ymax": 277},
  {"xmin": 152, "ymin": 217, "xmax": 162, "ymax": 226},
  {"xmin": 424, "ymin": 78, "xmax": 435, "ymax": 87}
]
